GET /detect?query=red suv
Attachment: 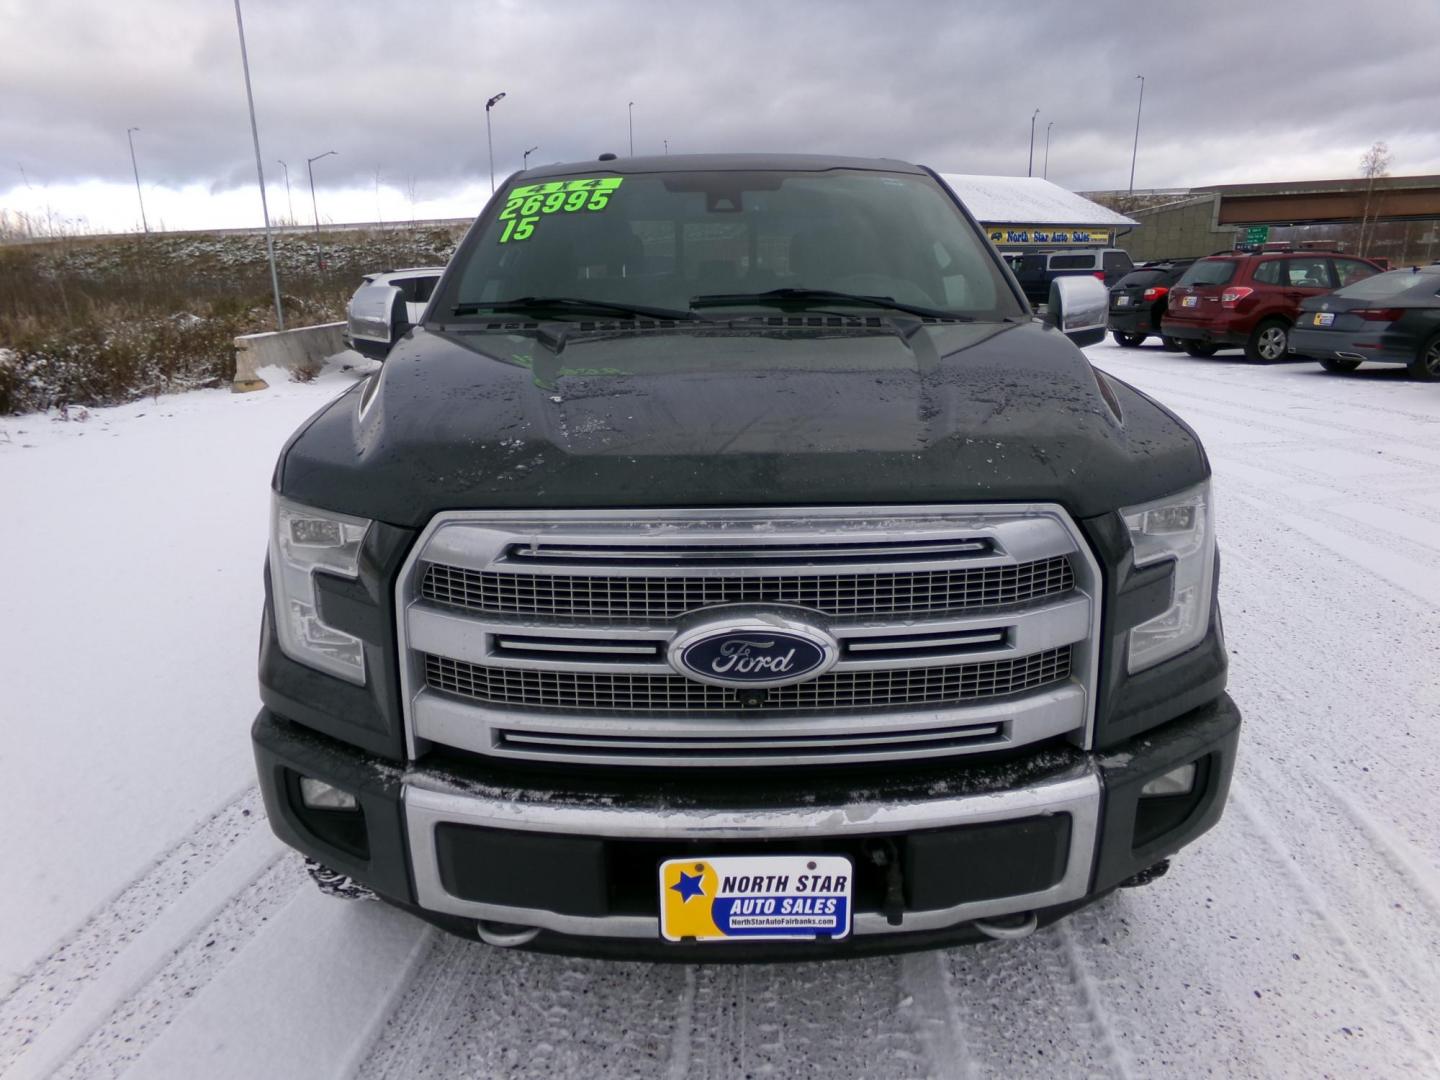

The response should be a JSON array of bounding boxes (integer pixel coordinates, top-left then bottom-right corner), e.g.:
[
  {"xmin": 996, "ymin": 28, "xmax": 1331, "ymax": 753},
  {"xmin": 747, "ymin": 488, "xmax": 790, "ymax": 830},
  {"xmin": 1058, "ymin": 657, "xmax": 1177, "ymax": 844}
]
[{"xmin": 1161, "ymin": 251, "xmax": 1382, "ymax": 361}]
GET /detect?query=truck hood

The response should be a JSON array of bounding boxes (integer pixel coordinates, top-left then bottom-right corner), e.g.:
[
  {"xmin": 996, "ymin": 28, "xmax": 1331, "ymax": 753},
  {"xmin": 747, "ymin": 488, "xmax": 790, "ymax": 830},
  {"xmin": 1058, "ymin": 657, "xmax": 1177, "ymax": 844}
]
[{"xmin": 278, "ymin": 319, "xmax": 1208, "ymax": 527}]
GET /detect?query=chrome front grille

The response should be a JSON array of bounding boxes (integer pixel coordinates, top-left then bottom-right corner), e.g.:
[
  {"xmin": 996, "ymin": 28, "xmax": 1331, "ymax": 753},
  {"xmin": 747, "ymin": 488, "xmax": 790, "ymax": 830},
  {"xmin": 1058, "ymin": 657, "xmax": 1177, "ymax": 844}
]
[
  {"xmin": 425, "ymin": 647, "xmax": 1071, "ymax": 714},
  {"xmin": 420, "ymin": 556, "xmax": 1075, "ymax": 621},
  {"xmin": 397, "ymin": 506, "xmax": 1101, "ymax": 767}
]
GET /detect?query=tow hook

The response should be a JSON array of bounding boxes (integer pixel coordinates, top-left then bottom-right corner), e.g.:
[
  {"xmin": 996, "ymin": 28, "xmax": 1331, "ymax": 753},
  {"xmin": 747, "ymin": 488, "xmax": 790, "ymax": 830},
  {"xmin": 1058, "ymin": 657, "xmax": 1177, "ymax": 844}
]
[
  {"xmin": 973, "ymin": 912, "xmax": 1039, "ymax": 940},
  {"xmin": 476, "ymin": 921, "xmax": 542, "ymax": 948},
  {"xmin": 868, "ymin": 840, "xmax": 906, "ymax": 926},
  {"xmin": 1119, "ymin": 858, "xmax": 1171, "ymax": 889}
]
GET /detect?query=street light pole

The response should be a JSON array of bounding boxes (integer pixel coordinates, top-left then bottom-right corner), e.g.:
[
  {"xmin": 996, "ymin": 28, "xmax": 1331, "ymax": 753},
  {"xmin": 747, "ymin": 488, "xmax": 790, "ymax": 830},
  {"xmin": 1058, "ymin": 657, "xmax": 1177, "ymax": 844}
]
[
  {"xmin": 125, "ymin": 127, "xmax": 148, "ymax": 234},
  {"xmin": 306, "ymin": 149, "xmax": 336, "ymax": 271},
  {"xmin": 231, "ymin": 0, "xmax": 284, "ymax": 331},
  {"xmin": 277, "ymin": 160, "xmax": 294, "ymax": 225},
  {"xmin": 1027, "ymin": 108, "xmax": 1040, "ymax": 177},
  {"xmin": 523, "ymin": 145, "xmax": 539, "ymax": 169},
  {"xmin": 664, "ymin": 138, "xmax": 669, "ymax": 155},
  {"xmin": 628, "ymin": 101, "xmax": 635, "ymax": 156},
  {"xmin": 1128, "ymin": 75, "xmax": 1145, "ymax": 196},
  {"xmin": 485, "ymin": 92, "xmax": 506, "ymax": 194},
  {"xmin": 1043, "ymin": 122, "xmax": 1053, "ymax": 180}
]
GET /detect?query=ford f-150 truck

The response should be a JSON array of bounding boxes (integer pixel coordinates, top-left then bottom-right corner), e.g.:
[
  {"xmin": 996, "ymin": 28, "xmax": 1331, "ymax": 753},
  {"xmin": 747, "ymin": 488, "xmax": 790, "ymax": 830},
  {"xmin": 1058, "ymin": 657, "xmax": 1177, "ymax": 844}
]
[{"xmin": 255, "ymin": 154, "xmax": 1239, "ymax": 960}]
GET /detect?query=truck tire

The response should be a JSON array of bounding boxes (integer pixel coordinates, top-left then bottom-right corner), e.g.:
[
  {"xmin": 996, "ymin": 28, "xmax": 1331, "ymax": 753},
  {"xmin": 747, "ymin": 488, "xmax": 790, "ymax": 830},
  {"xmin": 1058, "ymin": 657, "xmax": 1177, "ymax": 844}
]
[
  {"xmin": 1409, "ymin": 332, "xmax": 1440, "ymax": 381},
  {"xmin": 1182, "ymin": 341, "xmax": 1219, "ymax": 358},
  {"xmin": 1112, "ymin": 331, "xmax": 1146, "ymax": 348},
  {"xmin": 1318, "ymin": 357, "xmax": 1361, "ymax": 374},
  {"xmin": 1246, "ymin": 318, "xmax": 1291, "ymax": 363}
]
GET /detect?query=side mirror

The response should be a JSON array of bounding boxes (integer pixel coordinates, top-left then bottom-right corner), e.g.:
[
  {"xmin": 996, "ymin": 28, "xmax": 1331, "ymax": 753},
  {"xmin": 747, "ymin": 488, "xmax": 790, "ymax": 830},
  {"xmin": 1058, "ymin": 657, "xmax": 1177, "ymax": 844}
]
[
  {"xmin": 346, "ymin": 284, "xmax": 411, "ymax": 361},
  {"xmin": 1046, "ymin": 275, "xmax": 1108, "ymax": 348}
]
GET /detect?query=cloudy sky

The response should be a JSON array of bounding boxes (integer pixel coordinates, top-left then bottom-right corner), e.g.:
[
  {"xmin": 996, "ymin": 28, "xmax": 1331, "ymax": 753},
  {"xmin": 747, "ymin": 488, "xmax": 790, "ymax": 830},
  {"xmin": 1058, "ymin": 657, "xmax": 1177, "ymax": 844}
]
[{"xmin": 4, "ymin": 0, "xmax": 1439, "ymax": 234}]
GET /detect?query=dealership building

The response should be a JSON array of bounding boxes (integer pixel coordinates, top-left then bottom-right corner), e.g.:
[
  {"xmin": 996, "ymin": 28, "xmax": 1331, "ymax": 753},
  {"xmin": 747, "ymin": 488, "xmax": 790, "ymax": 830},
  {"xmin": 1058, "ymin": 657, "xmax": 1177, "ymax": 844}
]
[{"xmin": 941, "ymin": 174, "xmax": 1138, "ymax": 252}]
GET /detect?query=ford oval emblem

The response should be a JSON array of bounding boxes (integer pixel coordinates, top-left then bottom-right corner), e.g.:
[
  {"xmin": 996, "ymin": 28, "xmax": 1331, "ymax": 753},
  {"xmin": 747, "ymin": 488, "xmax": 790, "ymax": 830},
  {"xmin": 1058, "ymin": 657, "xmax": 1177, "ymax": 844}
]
[{"xmin": 669, "ymin": 618, "xmax": 838, "ymax": 689}]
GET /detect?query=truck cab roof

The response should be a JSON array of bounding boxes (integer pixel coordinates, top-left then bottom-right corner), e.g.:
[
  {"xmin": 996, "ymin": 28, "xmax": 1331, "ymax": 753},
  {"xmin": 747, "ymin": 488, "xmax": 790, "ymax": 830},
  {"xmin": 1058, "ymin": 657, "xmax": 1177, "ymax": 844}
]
[{"xmin": 515, "ymin": 153, "xmax": 927, "ymax": 180}]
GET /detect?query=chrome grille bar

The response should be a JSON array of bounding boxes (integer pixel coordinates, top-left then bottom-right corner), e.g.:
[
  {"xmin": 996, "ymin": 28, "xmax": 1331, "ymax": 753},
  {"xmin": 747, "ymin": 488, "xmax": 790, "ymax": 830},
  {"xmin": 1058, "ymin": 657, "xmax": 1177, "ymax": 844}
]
[
  {"xmin": 424, "ymin": 647, "xmax": 1072, "ymax": 714},
  {"xmin": 504, "ymin": 537, "xmax": 993, "ymax": 564},
  {"xmin": 493, "ymin": 636, "xmax": 662, "ymax": 657},
  {"xmin": 492, "ymin": 720, "xmax": 1006, "ymax": 762},
  {"xmin": 844, "ymin": 628, "xmax": 1007, "ymax": 654},
  {"xmin": 420, "ymin": 556, "xmax": 1075, "ymax": 622}
]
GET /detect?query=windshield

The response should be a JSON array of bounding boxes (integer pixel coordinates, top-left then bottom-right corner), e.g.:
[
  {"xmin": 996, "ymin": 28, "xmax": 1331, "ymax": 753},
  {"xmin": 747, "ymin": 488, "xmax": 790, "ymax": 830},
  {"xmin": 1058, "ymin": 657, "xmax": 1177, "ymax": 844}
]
[
  {"xmin": 440, "ymin": 168, "xmax": 1022, "ymax": 320},
  {"xmin": 1116, "ymin": 269, "xmax": 1168, "ymax": 290},
  {"xmin": 1178, "ymin": 259, "xmax": 1238, "ymax": 287}
]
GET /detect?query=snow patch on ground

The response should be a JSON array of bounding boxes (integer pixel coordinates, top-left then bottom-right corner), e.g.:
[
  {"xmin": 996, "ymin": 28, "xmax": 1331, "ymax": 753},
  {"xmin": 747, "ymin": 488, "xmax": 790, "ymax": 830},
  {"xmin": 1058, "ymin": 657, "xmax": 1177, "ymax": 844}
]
[{"xmin": 1, "ymin": 342, "xmax": 1438, "ymax": 1078}]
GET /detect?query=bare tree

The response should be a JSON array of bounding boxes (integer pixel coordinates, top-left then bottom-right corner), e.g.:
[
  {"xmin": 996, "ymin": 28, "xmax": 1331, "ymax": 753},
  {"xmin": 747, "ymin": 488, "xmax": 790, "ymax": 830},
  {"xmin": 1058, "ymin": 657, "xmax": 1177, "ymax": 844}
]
[{"xmin": 1357, "ymin": 141, "xmax": 1391, "ymax": 257}]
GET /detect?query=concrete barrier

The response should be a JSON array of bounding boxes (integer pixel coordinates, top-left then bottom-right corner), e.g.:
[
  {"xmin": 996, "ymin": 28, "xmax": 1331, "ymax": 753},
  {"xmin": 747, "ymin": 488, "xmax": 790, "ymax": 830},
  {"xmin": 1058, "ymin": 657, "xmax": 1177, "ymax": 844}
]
[{"xmin": 233, "ymin": 321, "xmax": 346, "ymax": 392}]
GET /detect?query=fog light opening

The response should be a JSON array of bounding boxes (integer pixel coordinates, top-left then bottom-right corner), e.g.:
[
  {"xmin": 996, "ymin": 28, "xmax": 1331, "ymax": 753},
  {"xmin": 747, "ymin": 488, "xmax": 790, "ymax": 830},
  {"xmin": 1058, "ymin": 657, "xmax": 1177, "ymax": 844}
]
[
  {"xmin": 299, "ymin": 776, "xmax": 360, "ymax": 811},
  {"xmin": 1140, "ymin": 762, "xmax": 1197, "ymax": 798}
]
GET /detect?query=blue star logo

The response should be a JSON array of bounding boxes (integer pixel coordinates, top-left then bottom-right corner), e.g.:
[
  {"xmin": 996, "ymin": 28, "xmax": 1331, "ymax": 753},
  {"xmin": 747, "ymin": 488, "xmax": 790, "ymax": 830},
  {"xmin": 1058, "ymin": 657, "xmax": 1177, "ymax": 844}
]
[{"xmin": 670, "ymin": 869, "xmax": 705, "ymax": 903}]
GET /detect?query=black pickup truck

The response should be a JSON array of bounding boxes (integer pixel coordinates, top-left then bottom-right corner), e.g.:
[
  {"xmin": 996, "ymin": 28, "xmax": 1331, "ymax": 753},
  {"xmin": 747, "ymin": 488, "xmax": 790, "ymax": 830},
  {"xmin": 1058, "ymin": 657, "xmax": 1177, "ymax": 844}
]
[{"xmin": 255, "ymin": 154, "xmax": 1239, "ymax": 960}]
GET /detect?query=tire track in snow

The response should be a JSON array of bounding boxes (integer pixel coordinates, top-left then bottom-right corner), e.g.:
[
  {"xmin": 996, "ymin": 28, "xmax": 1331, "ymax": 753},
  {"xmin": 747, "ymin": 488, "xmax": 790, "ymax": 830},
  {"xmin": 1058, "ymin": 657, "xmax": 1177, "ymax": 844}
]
[
  {"xmin": 898, "ymin": 950, "xmax": 974, "ymax": 1080},
  {"xmin": 1311, "ymin": 774, "xmax": 1440, "ymax": 922},
  {"xmin": 662, "ymin": 965, "xmax": 697, "ymax": 1080},
  {"xmin": 678, "ymin": 959, "xmax": 928, "ymax": 1079},
  {"xmin": 1228, "ymin": 793, "xmax": 1440, "ymax": 1073},
  {"xmin": 0, "ymin": 786, "xmax": 267, "ymax": 1071},
  {"xmin": 1222, "ymin": 485, "xmax": 1440, "ymax": 608},
  {"xmin": 47, "ymin": 854, "xmax": 307, "ymax": 1080},
  {"xmin": 1229, "ymin": 757, "xmax": 1440, "ymax": 1042},
  {"xmin": 352, "ymin": 933, "xmax": 463, "ymax": 1080},
  {"xmin": 354, "ymin": 945, "xmax": 693, "ymax": 1079},
  {"xmin": 1051, "ymin": 922, "xmax": 1136, "ymax": 1080},
  {"xmin": 932, "ymin": 929, "xmax": 1132, "ymax": 1080},
  {"xmin": 4, "ymin": 831, "xmax": 301, "ymax": 1080},
  {"xmin": 1046, "ymin": 872, "xmax": 1307, "ymax": 1079},
  {"xmin": 361, "ymin": 949, "xmax": 931, "ymax": 1080},
  {"xmin": 1216, "ymin": 532, "xmax": 1440, "ymax": 850},
  {"xmin": 119, "ymin": 885, "xmax": 429, "ymax": 1080}
]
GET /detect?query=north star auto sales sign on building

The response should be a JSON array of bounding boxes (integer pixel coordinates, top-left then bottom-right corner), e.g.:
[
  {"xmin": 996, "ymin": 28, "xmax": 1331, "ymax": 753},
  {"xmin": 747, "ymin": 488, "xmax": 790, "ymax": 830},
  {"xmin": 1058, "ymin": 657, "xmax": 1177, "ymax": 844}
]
[{"xmin": 987, "ymin": 226, "xmax": 1112, "ymax": 246}]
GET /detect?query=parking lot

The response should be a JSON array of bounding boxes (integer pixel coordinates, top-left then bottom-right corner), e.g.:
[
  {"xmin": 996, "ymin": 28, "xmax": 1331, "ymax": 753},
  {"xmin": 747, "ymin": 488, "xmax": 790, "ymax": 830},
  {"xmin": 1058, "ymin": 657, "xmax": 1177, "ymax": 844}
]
[{"xmin": 1, "ymin": 338, "xmax": 1436, "ymax": 1079}]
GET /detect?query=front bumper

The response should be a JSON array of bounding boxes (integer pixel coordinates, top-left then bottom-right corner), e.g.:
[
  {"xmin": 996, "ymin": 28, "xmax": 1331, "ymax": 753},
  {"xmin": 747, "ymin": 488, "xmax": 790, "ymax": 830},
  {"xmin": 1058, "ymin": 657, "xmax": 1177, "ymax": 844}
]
[
  {"xmin": 1288, "ymin": 325, "xmax": 1413, "ymax": 365},
  {"xmin": 253, "ymin": 694, "xmax": 1240, "ymax": 959}
]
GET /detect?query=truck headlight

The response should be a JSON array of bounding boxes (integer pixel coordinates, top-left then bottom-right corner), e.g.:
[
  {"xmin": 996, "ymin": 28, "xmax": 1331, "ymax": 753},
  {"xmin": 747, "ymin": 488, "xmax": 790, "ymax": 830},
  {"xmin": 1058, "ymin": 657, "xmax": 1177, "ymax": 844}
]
[
  {"xmin": 269, "ymin": 495, "xmax": 372, "ymax": 684},
  {"xmin": 1122, "ymin": 480, "xmax": 1216, "ymax": 673}
]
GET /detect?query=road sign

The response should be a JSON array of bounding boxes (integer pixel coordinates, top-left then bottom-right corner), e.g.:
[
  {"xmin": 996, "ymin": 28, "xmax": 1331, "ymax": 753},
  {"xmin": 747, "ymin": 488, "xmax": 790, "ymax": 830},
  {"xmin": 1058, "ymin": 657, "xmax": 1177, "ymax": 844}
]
[{"xmin": 1244, "ymin": 225, "xmax": 1270, "ymax": 245}]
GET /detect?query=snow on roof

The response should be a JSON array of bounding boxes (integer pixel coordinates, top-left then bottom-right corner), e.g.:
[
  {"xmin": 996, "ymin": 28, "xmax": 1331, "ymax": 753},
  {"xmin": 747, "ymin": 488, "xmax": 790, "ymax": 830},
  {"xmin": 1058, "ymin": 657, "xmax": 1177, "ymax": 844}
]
[{"xmin": 940, "ymin": 174, "xmax": 1138, "ymax": 227}]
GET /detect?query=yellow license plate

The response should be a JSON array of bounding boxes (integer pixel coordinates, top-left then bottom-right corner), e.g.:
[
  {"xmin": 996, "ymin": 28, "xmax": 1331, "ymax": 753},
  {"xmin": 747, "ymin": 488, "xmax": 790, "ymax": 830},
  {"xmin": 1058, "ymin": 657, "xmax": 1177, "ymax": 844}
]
[{"xmin": 659, "ymin": 855, "xmax": 853, "ymax": 942}]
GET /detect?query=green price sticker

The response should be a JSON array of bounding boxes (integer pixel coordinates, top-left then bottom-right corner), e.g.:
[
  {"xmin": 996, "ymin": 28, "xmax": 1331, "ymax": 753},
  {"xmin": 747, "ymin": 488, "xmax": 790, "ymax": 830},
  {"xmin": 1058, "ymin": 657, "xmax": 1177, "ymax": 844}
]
[{"xmin": 498, "ymin": 177, "xmax": 623, "ymax": 243}]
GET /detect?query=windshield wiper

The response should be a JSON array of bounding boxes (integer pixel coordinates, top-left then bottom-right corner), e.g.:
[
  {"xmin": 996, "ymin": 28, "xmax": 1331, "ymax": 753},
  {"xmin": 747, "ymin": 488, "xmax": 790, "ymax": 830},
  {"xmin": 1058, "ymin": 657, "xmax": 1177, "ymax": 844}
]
[
  {"xmin": 453, "ymin": 296, "xmax": 700, "ymax": 321},
  {"xmin": 689, "ymin": 288, "xmax": 973, "ymax": 321}
]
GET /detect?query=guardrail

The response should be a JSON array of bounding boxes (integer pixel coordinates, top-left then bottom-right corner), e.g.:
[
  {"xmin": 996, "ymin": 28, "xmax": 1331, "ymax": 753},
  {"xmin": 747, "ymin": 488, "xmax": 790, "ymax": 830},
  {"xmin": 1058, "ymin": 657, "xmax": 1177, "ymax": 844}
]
[
  {"xmin": 1, "ymin": 217, "xmax": 474, "ymax": 247},
  {"xmin": 233, "ymin": 322, "xmax": 346, "ymax": 392}
]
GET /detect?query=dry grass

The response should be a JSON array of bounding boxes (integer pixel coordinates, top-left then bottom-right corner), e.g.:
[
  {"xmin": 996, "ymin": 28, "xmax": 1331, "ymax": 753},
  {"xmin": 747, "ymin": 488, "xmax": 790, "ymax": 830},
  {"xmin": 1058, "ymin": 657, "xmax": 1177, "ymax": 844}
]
[{"xmin": 0, "ymin": 226, "xmax": 462, "ymax": 414}]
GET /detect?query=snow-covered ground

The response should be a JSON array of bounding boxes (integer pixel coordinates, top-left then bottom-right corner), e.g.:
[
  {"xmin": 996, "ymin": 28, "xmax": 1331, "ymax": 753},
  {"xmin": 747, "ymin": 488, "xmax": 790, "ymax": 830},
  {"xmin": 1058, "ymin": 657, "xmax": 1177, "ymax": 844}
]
[{"xmin": 2, "ymin": 342, "xmax": 1438, "ymax": 1079}]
